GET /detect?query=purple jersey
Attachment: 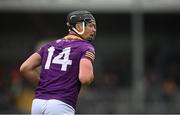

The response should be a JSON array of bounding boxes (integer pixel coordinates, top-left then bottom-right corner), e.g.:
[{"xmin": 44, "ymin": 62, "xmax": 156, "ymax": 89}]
[{"xmin": 35, "ymin": 34, "xmax": 95, "ymax": 109}]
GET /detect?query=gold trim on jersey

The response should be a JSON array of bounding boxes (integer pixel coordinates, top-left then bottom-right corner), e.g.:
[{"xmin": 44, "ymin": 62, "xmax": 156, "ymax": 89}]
[
  {"xmin": 85, "ymin": 51, "xmax": 95, "ymax": 61},
  {"xmin": 64, "ymin": 35, "xmax": 82, "ymax": 40}
]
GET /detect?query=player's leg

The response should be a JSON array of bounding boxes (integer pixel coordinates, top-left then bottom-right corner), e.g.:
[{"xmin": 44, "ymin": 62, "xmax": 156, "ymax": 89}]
[
  {"xmin": 44, "ymin": 99, "xmax": 75, "ymax": 115},
  {"xmin": 31, "ymin": 99, "xmax": 47, "ymax": 115}
]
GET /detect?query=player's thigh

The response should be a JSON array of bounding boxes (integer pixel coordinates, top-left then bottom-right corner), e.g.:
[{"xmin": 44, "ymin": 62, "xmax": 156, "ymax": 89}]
[
  {"xmin": 31, "ymin": 99, "xmax": 47, "ymax": 115},
  {"xmin": 44, "ymin": 99, "xmax": 75, "ymax": 115}
]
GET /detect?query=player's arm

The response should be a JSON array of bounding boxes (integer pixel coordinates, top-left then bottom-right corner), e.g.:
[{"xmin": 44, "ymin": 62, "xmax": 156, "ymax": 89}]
[
  {"xmin": 79, "ymin": 58, "xmax": 94, "ymax": 85},
  {"xmin": 20, "ymin": 53, "xmax": 41, "ymax": 85}
]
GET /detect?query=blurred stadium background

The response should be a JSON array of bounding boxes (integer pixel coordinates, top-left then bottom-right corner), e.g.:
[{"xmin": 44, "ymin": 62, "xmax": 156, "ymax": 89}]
[{"xmin": 1, "ymin": 0, "xmax": 180, "ymax": 114}]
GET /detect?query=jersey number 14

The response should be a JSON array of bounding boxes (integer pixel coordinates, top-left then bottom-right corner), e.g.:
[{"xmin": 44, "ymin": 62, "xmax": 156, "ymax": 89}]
[{"xmin": 45, "ymin": 46, "xmax": 72, "ymax": 71}]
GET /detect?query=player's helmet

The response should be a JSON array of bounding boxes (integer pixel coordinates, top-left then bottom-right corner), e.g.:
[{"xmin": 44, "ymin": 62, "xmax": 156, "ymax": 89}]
[{"xmin": 67, "ymin": 10, "xmax": 95, "ymax": 28}]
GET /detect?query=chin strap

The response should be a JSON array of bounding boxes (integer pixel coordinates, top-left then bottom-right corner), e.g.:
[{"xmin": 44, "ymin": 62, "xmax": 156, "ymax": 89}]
[
  {"xmin": 72, "ymin": 22, "xmax": 85, "ymax": 35},
  {"xmin": 68, "ymin": 22, "xmax": 86, "ymax": 40},
  {"xmin": 67, "ymin": 21, "xmax": 93, "ymax": 42}
]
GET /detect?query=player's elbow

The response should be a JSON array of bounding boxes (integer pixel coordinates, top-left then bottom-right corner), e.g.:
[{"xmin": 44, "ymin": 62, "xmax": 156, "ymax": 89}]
[
  {"xmin": 79, "ymin": 74, "xmax": 94, "ymax": 85},
  {"xmin": 20, "ymin": 63, "xmax": 30, "ymax": 76}
]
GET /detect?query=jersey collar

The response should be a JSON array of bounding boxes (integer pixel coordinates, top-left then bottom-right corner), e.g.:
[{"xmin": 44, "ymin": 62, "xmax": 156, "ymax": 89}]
[{"xmin": 64, "ymin": 34, "xmax": 83, "ymax": 40}]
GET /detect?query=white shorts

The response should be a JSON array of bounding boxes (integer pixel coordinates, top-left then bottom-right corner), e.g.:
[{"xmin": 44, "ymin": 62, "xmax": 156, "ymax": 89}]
[{"xmin": 31, "ymin": 99, "xmax": 75, "ymax": 115}]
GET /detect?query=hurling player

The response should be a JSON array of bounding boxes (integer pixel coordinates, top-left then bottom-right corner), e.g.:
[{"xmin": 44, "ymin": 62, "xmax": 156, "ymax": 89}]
[{"xmin": 20, "ymin": 10, "xmax": 96, "ymax": 115}]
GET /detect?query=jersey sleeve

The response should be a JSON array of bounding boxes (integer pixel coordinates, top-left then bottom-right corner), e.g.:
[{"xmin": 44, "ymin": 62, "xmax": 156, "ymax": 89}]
[
  {"xmin": 36, "ymin": 45, "xmax": 45, "ymax": 57},
  {"xmin": 81, "ymin": 45, "xmax": 96, "ymax": 63},
  {"xmin": 36, "ymin": 41, "xmax": 54, "ymax": 57}
]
